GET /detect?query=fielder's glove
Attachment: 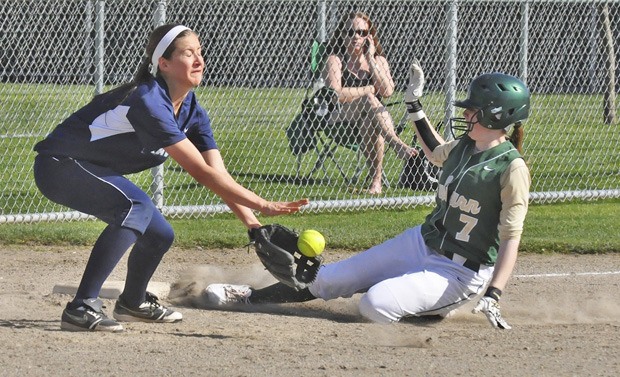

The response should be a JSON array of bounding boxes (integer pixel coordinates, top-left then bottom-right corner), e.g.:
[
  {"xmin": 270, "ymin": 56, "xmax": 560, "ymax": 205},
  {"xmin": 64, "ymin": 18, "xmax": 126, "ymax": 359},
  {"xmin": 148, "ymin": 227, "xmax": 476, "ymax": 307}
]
[
  {"xmin": 472, "ymin": 287, "xmax": 512, "ymax": 330},
  {"xmin": 405, "ymin": 58, "xmax": 425, "ymax": 118},
  {"xmin": 249, "ymin": 224, "xmax": 322, "ymax": 291}
]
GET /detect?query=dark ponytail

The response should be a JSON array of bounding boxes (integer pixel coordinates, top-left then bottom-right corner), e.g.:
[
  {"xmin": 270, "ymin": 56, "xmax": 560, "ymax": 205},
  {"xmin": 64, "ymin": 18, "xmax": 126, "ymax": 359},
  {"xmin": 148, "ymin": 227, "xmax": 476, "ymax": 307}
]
[{"xmin": 509, "ymin": 122, "xmax": 524, "ymax": 154}]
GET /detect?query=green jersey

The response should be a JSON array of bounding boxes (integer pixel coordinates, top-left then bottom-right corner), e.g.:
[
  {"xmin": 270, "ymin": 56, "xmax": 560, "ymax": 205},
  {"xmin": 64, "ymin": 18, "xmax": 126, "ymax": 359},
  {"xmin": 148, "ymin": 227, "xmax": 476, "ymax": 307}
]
[{"xmin": 421, "ymin": 136, "xmax": 523, "ymax": 265}]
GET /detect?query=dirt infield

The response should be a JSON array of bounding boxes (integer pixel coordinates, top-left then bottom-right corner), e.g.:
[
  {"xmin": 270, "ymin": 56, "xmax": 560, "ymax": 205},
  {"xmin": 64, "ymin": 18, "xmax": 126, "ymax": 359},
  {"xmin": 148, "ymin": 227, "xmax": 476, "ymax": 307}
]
[{"xmin": 1, "ymin": 245, "xmax": 619, "ymax": 376}]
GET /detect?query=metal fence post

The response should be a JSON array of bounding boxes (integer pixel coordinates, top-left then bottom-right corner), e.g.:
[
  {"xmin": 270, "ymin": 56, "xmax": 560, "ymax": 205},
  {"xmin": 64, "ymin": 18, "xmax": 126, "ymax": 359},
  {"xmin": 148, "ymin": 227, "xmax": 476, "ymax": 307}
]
[
  {"xmin": 588, "ymin": 3, "xmax": 599, "ymax": 93},
  {"xmin": 154, "ymin": 0, "xmax": 166, "ymax": 27},
  {"xmin": 93, "ymin": 0, "xmax": 105, "ymax": 96},
  {"xmin": 317, "ymin": 0, "xmax": 326, "ymax": 43},
  {"xmin": 519, "ymin": 0, "xmax": 530, "ymax": 83},
  {"xmin": 443, "ymin": 0, "xmax": 458, "ymax": 140},
  {"xmin": 151, "ymin": 0, "xmax": 167, "ymax": 209},
  {"xmin": 85, "ymin": 0, "xmax": 93, "ymax": 86}
]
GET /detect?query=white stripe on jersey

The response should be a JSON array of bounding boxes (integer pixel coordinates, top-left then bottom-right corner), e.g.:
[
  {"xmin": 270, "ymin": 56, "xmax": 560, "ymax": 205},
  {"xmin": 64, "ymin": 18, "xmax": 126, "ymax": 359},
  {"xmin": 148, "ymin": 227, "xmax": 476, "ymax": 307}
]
[{"xmin": 89, "ymin": 105, "xmax": 134, "ymax": 141}]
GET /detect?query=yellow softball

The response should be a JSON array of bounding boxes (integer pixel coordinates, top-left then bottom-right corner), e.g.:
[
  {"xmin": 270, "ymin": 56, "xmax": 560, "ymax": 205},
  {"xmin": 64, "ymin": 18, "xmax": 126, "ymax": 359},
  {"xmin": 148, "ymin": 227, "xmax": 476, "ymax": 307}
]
[{"xmin": 297, "ymin": 229, "xmax": 325, "ymax": 257}]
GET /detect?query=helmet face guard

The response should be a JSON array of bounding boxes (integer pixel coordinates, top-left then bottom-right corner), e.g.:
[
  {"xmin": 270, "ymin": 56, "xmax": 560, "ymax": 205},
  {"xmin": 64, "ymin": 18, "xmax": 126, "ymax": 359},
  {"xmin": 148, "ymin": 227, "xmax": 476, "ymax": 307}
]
[
  {"xmin": 451, "ymin": 73, "xmax": 530, "ymax": 134},
  {"xmin": 450, "ymin": 110, "xmax": 481, "ymax": 139},
  {"xmin": 450, "ymin": 117, "xmax": 472, "ymax": 139}
]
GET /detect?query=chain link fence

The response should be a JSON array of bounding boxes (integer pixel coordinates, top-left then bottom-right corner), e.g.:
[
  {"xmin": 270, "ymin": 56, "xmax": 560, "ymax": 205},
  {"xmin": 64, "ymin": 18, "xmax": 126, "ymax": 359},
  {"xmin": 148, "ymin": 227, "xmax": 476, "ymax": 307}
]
[{"xmin": 1, "ymin": 0, "xmax": 619, "ymax": 222}]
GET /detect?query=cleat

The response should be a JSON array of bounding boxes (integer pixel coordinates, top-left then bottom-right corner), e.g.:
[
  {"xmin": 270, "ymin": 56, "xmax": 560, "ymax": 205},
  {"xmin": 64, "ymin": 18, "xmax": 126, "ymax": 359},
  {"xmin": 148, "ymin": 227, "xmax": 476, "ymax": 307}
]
[
  {"xmin": 203, "ymin": 284, "xmax": 252, "ymax": 306},
  {"xmin": 113, "ymin": 292, "xmax": 182, "ymax": 323},
  {"xmin": 61, "ymin": 298, "xmax": 123, "ymax": 332}
]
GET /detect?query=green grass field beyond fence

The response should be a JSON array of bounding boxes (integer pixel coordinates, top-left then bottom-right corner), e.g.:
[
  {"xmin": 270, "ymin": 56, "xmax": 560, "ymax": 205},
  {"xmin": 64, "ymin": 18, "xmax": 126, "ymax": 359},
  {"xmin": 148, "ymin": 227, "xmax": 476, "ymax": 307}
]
[
  {"xmin": 1, "ymin": 199, "xmax": 618, "ymax": 254},
  {"xmin": 1, "ymin": 83, "xmax": 619, "ymax": 216}
]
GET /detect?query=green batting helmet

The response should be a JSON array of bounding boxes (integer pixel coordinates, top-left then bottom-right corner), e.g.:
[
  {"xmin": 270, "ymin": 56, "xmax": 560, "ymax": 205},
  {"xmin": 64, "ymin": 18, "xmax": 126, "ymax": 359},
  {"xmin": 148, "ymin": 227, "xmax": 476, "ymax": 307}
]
[{"xmin": 454, "ymin": 73, "xmax": 530, "ymax": 129}]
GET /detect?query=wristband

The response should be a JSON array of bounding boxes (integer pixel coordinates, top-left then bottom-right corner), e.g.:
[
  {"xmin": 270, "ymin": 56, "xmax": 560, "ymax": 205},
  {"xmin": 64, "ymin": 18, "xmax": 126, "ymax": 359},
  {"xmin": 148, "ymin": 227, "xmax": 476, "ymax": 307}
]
[
  {"xmin": 484, "ymin": 286, "xmax": 502, "ymax": 301},
  {"xmin": 409, "ymin": 110, "xmax": 426, "ymax": 121},
  {"xmin": 405, "ymin": 99, "xmax": 423, "ymax": 113},
  {"xmin": 248, "ymin": 228, "xmax": 260, "ymax": 242}
]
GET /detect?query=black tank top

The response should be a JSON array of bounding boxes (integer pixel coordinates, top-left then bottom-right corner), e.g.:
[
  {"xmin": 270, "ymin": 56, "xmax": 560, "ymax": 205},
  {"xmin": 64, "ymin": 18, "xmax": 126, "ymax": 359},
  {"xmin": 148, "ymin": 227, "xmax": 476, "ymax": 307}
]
[
  {"xmin": 340, "ymin": 59, "xmax": 381, "ymax": 100},
  {"xmin": 341, "ymin": 67, "xmax": 372, "ymax": 88}
]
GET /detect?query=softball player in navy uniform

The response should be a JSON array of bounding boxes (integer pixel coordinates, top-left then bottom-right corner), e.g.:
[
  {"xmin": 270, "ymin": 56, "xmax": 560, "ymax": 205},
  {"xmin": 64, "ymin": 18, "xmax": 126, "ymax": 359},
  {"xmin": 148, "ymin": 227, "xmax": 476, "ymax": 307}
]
[
  {"xmin": 33, "ymin": 24, "xmax": 308, "ymax": 332},
  {"xmin": 204, "ymin": 62, "xmax": 530, "ymax": 330}
]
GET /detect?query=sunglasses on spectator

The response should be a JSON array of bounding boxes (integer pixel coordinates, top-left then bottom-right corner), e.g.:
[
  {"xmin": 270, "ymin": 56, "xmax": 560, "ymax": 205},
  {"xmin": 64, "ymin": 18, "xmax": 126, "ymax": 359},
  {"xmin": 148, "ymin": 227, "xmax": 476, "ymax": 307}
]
[{"xmin": 347, "ymin": 29, "xmax": 369, "ymax": 37}]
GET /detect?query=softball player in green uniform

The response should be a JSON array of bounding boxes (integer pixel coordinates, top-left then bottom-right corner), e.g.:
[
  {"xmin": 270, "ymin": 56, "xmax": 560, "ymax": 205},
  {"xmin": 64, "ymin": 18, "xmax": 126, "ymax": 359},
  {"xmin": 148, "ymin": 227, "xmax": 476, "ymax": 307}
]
[{"xmin": 205, "ymin": 62, "xmax": 531, "ymax": 330}]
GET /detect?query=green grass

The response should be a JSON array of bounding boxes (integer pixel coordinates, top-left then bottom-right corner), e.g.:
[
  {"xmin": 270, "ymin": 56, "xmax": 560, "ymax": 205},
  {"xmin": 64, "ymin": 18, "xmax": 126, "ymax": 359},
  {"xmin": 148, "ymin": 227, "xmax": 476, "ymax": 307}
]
[
  {"xmin": 2, "ymin": 84, "xmax": 619, "ymax": 213},
  {"xmin": 1, "ymin": 199, "xmax": 618, "ymax": 254}
]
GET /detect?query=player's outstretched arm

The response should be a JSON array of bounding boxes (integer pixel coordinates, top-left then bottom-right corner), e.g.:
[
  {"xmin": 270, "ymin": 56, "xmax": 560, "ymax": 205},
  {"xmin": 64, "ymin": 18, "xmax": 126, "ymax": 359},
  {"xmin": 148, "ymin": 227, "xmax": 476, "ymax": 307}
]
[
  {"xmin": 165, "ymin": 140, "xmax": 308, "ymax": 221},
  {"xmin": 472, "ymin": 239, "xmax": 519, "ymax": 329}
]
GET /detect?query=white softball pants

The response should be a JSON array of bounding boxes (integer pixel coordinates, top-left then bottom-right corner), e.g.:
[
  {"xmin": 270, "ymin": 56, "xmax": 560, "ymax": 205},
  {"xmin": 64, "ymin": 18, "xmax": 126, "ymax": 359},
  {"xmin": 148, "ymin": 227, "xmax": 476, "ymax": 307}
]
[{"xmin": 308, "ymin": 226, "xmax": 494, "ymax": 323}]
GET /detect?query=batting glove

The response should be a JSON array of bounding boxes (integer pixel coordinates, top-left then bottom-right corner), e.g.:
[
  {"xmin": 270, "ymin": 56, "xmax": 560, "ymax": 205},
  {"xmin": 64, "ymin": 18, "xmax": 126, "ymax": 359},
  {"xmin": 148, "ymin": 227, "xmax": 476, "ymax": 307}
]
[
  {"xmin": 405, "ymin": 58, "xmax": 425, "ymax": 118},
  {"xmin": 472, "ymin": 288, "xmax": 512, "ymax": 330}
]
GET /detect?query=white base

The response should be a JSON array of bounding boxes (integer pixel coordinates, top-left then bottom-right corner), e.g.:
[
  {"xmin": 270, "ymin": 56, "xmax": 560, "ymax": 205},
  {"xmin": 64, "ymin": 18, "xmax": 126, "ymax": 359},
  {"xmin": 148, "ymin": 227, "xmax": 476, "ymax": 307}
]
[{"xmin": 52, "ymin": 281, "xmax": 171, "ymax": 300}]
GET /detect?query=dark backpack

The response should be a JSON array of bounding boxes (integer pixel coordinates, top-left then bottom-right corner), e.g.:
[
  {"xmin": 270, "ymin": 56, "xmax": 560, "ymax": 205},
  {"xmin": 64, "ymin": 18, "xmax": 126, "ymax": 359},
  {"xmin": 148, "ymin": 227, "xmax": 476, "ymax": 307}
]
[
  {"xmin": 286, "ymin": 86, "xmax": 338, "ymax": 156},
  {"xmin": 398, "ymin": 149, "xmax": 440, "ymax": 191}
]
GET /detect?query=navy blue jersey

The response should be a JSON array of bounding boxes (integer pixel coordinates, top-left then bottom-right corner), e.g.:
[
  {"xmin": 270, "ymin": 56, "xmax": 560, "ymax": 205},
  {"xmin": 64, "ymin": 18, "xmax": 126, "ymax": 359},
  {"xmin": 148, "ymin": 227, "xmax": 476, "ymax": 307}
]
[{"xmin": 34, "ymin": 77, "xmax": 217, "ymax": 174}]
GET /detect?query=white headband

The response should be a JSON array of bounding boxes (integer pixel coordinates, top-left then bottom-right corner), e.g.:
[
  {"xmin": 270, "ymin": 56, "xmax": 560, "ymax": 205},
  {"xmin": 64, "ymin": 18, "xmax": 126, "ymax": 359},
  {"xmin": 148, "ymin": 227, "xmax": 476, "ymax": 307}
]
[{"xmin": 150, "ymin": 25, "xmax": 191, "ymax": 76}]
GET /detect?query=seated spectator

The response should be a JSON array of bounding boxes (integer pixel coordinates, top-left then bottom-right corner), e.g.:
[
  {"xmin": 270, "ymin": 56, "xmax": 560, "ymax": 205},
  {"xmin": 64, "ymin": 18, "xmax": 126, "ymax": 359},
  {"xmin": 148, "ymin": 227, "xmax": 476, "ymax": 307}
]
[{"xmin": 323, "ymin": 11, "xmax": 417, "ymax": 194}]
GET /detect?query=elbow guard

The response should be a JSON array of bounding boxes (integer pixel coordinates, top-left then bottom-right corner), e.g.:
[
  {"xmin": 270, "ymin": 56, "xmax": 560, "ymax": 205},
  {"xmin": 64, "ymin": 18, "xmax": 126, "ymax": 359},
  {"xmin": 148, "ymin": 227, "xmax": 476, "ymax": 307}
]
[{"xmin": 413, "ymin": 116, "xmax": 440, "ymax": 152}]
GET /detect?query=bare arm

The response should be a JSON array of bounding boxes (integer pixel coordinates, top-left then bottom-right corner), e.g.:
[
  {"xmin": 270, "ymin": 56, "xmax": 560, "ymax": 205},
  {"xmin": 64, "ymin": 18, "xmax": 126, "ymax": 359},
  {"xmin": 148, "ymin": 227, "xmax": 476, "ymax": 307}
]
[
  {"xmin": 471, "ymin": 238, "xmax": 520, "ymax": 330},
  {"xmin": 164, "ymin": 139, "xmax": 308, "ymax": 224},
  {"xmin": 364, "ymin": 36, "xmax": 394, "ymax": 97},
  {"xmin": 471, "ymin": 161, "xmax": 528, "ymax": 330},
  {"xmin": 367, "ymin": 55, "xmax": 394, "ymax": 97},
  {"xmin": 488, "ymin": 238, "xmax": 520, "ymax": 291},
  {"xmin": 324, "ymin": 55, "xmax": 375, "ymax": 103},
  {"xmin": 201, "ymin": 149, "xmax": 262, "ymax": 229}
]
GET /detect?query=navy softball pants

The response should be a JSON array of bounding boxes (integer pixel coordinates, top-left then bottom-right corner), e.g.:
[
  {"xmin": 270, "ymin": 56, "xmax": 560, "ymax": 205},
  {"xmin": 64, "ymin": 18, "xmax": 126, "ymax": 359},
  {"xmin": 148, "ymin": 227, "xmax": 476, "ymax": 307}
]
[{"xmin": 34, "ymin": 155, "xmax": 174, "ymax": 307}]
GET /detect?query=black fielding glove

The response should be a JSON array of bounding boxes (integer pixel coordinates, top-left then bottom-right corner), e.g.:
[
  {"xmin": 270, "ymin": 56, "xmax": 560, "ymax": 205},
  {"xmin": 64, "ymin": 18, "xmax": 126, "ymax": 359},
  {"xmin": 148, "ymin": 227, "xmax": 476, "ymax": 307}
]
[{"xmin": 249, "ymin": 224, "xmax": 322, "ymax": 291}]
